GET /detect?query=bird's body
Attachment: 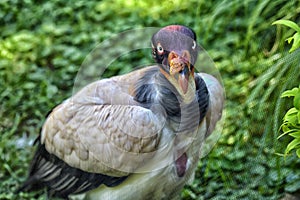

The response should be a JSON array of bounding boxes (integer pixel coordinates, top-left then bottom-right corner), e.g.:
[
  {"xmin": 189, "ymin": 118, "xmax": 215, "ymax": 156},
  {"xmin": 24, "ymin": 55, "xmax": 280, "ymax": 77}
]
[{"xmin": 19, "ymin": 25, "xmax": 224, "ymax": 199}]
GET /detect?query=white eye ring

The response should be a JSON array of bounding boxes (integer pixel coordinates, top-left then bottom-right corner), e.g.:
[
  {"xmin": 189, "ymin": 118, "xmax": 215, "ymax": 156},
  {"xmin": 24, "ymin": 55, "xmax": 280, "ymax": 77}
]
[
  {"xmin": 192, "ymin": 41, "xmax": 197, "ymax": 50},
  {"xmin": 157, "ymin": 43, "xmax": 164, "ymax": 54}
]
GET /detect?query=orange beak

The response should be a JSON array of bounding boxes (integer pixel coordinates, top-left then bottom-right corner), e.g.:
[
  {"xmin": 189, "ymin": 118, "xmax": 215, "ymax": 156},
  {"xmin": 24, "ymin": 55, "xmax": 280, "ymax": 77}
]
[{"xmin": 168, "ymin": 51, "xmax": 191, "ymax": 94}]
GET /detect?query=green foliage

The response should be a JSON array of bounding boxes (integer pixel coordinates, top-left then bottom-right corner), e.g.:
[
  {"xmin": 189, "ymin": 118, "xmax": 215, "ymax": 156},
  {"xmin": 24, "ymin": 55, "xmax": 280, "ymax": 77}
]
[
  {"xmin": 272, "ymin": 20, "xmax": 300, "ymax": 53},
  {"xmin": 1, "ymin": 0, "xmax": 300, "ymax": 199},
  {"xmin": 273, "ymin": 20, "xmax": 300, "ymax": 158},
  {"xmin": 278, "ymin": 86, "xmax": 300, "ymax": 157},
  {"xmin": 247, "ymin": 50, "xmax": 300, "ymax": 138},
  {"xmin": 245, "ymin": 15, "xmax": 300, "ymax": 199}
]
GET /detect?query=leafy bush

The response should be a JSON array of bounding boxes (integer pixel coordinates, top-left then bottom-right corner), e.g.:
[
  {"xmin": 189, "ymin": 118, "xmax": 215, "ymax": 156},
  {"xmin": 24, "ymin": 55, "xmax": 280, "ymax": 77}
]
[
  {"xmin": 245, "ymin": 18, "xmax": 300, "ymax": 199},
  {"xmin": 279, "ymin": 86, "xmax": 300, "ymax": 157},
  {"xmin": 249, "ymin": 19, "xmax": 300, "ymax": 158}
]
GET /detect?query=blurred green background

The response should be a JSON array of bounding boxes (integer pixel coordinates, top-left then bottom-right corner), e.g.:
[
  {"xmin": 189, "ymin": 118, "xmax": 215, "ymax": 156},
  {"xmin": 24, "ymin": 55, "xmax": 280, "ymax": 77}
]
[{"xmin": 1, "ymin": 0, "xmax": 300, "ymax": 199}]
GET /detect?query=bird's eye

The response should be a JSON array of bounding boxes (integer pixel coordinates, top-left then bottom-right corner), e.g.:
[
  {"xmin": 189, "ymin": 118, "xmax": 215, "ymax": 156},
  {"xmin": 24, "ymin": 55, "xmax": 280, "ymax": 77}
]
[
  {"xmin": 157, "ymin": 43, "xmax": 164, "ymax": 54},
  {"xmin": 192, "ymin": 40, "xmax": 197, "ymax": 50}
]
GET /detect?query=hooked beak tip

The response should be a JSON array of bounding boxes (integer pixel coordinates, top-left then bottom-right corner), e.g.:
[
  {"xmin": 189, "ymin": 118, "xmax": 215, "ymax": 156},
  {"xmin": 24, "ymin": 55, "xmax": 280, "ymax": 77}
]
[{"xmin": 179, "ymin": 73, "xmax": 189, "ymax": 94}]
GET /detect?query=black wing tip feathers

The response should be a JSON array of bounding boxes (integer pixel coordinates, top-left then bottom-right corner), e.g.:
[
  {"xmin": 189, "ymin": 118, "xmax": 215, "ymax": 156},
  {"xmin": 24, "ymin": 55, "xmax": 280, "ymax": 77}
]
[{"xmin": 19, "ymin": 143, "xmax": 128, "ymax": 199}]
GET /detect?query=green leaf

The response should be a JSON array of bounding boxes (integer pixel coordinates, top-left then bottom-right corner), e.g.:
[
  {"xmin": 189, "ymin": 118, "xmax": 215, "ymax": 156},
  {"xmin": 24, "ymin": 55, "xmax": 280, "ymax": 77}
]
[
  {"xmin": 285, "ymin": 138, "xmax": 300, "ymax": 155},
  {"xmin": 284, "ymin": 107, "xmax": 298, "ymax": 117},
  {"xmin": 285, "ymin": 178, "xmax": 300, "ymax": 192},
  {"xmin": 289, "ymin": 32, "xmax": 300, "ymax": 53},
  {"xmin": 281, "ymin": 88, "xmax": 299, "ymax": 98},
  {"xmin": 297, "ymin": 149, "xmax": 300, "ymax": 158},
  {"xmin": 272, "ymin": 19, "xmax": 300, "ymax": 32},
  {"xmin": 286, "ymin": 36, "xmax": 294, "ymax": 44},
  {"xmin": 278, "ymin": 129, "xmax": 298, "ymax": 139},
  {"xmin": 281, "ymin": 123, "xmax": 290, "ymax": 133},
  {"xmin": 23, "ymin": 82, "xmax": 36, "ymax": 89},
  {"xmin": 283, "ymin": 108, "xmax": 298, "ymax": 122},
  {"xmin": 289, "ymin": 131, "xmax": 300, "ymax": 138},
  {"xmin": 294, "ymin": 91, "xmax": 300, "ymax": 110},
  {"xmin": 274, "ymin": 152, "xmax": 286, "ymax": 157},
  {"xmin": 273, "ymin": 20, "xmax": 300, "ymax": 52}
]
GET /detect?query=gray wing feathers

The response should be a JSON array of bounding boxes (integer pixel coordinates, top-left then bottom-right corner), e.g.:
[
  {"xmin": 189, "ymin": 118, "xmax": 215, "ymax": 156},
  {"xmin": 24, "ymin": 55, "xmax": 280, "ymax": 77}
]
[{"xmin": 41, "ymin": 77, "xmax": 164, "ymax": 176}]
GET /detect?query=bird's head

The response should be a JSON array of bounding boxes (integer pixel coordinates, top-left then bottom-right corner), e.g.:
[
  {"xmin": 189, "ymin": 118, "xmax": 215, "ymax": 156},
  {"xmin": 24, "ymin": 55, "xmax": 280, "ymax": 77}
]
[{"xmin": 151, "ymin": 25, "xmax": 199, "ymax": 98}]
